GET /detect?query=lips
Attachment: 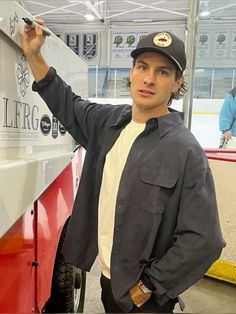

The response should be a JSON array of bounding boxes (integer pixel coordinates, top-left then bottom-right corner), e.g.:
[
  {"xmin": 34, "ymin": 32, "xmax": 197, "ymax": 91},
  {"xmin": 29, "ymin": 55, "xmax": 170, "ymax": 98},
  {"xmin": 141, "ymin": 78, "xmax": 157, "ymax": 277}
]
[{"xmin": 138, "ymin": 89, "xmax": 155, "ymax": 96}]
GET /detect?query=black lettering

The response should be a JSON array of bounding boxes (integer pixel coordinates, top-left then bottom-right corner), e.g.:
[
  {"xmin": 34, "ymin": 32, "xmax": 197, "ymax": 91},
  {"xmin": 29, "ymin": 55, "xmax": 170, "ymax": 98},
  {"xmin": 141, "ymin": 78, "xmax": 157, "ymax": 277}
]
[
  {"xmin": 2, "ymin": 97, "xmax": 13, "ymax": 128},
  {"xmin": 32, "ymin": 105, "xmax": 39, "ymax": 130},
  {"xmin": 22, "ymin": 102, "xmax": 31, "ymax": 129},
  {"xmin": 13, "ymin": 100, "xmax": 22, "ymax": 128}
]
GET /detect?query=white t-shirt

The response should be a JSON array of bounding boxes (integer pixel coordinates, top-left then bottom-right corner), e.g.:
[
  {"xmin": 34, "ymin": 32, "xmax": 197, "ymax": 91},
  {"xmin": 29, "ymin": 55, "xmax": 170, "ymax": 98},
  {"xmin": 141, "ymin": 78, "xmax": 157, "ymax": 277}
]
[{"xmin": 98, "ymin": 120, "xmax": 145, "ymax": 278}]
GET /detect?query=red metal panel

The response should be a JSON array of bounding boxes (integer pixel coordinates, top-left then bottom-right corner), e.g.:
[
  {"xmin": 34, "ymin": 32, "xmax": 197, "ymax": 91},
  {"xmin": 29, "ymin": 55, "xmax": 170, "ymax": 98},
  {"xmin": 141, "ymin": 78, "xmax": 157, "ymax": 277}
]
[
  {"xmin": 0, "ymin": 149, "xmax": 82, "ymax": 312},
  {"xmin": 36, "ymin": 162, "xmax": 74, "ymax": 310},
  {"xmin": 205, "ymin": 148, "xmax": 236, "ymax": 162},
  {"xmin": 0, "ymin": 207, "xmax": 36, "ymax": 312}
]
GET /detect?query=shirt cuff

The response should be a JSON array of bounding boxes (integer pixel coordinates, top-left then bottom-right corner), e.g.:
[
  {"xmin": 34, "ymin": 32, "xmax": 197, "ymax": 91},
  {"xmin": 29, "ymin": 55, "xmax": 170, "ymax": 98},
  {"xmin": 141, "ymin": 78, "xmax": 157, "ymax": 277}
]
[
  {"xmin": 141, "ymin": 273, "xmax": 155, "ymax": 291},
  {"xmin": 32, "ymin": 67, "xmax": 56, "ymax": 91}
]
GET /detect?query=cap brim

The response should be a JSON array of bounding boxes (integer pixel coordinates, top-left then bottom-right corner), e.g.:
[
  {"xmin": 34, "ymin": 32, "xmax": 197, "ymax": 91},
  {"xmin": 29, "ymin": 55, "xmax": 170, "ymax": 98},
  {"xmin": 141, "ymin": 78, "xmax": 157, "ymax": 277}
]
[{"xmin": 131, "ymin": 47, "xmax": 183, "ymax": 72}]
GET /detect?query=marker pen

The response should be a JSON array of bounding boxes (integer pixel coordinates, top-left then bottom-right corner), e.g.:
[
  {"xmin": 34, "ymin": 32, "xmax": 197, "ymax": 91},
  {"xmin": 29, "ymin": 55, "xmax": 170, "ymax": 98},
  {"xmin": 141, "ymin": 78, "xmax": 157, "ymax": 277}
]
[{"xmin": 22, "ymin": 17, "xmax": 51, "ymax": 36}]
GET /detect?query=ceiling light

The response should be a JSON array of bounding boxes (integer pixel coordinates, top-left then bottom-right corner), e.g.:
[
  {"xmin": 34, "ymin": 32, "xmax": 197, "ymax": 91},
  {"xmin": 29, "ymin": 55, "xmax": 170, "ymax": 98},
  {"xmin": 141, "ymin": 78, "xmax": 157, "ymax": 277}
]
[
  {"xmin": 133, "ymin": 19, "xmax": 153, "ymax": 23},
  {"xmin": 200, "ymin": 11, "xmax": 210, "ymax": 17},
  {"xmin": 85, "ymin": 13, "xmax": 95, "ymax": 21}
]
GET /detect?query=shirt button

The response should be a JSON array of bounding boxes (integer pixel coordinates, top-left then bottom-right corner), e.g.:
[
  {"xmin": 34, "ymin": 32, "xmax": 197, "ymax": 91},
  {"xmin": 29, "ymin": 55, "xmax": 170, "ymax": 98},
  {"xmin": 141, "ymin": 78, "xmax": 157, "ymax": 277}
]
[{"xmin": 116, "ymin": 226, "xmax": 120, "ymax": 231}]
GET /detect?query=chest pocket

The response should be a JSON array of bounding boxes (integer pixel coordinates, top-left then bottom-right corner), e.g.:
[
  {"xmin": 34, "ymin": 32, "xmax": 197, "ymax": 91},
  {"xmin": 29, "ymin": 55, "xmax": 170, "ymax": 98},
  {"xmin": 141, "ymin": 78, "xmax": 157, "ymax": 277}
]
[{"xmin": 140, "ymin": 166, "xmax": 179, "ymax": 214}]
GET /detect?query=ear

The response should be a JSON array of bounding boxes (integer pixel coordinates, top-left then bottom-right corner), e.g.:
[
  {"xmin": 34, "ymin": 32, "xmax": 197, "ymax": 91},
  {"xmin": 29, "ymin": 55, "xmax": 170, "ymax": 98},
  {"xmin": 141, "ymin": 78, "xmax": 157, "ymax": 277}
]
[
  {"xmin": 172, "ymin": 75, "xmax": 184, "ymax": 93},
  {"xmin": 128, "ymin": 67, "xmax": 134, "ymax": 88}
]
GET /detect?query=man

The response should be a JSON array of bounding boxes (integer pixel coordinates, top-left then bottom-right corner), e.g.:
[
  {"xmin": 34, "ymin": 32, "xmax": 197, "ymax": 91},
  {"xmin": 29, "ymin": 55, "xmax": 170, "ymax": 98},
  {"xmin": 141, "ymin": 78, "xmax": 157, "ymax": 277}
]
[
  {"xmin": 21, "ymin": 24, "xmax": 225, "ymax": 313},
  {"xmin": 219, "ymin": 87, "xmax": 236, "ymax": 148}
]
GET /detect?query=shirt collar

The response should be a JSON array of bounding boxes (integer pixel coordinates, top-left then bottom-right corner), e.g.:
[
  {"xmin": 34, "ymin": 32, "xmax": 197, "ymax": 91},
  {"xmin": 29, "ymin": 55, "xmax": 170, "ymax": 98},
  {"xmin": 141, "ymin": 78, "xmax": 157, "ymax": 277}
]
[
  {"xmin": 111, "ymin": 105, "xmax": 183, "ymax": 136},
  {"xmin": 157, "ymin": 110, "xmax": 184, "ymax": 138},
  {"xmin": 145, "ymin": 109, "xmax": 184, "ymax": 137},
  {"xmin": 111, "ymin": 106, "xmax": 132, "ymax": 128}
]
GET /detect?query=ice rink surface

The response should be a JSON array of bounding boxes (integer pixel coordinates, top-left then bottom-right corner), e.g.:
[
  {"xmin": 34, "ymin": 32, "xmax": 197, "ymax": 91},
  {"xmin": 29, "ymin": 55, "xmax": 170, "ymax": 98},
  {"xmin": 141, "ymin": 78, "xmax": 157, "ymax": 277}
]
[{"xmin": 191, "ymin": 114, "xmax": 221, "ymax": 149}]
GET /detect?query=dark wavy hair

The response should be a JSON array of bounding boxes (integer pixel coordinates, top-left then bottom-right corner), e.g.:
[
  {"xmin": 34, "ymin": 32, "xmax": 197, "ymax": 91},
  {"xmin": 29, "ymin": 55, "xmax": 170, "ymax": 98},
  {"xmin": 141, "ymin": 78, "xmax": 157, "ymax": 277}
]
[{"xmin": 127, "ymin": 58, "xmax": 188, "ymax": 106}]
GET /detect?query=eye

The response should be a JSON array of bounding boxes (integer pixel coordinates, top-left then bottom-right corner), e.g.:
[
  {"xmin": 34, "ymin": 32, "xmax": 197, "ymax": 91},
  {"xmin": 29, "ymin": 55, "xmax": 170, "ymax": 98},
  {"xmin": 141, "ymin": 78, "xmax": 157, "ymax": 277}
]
[
  {"xmin": 158, "ymin": 69, "xmax": 168, "ymax": 76},
  {"xmin": 136, "ymin": 64, "xmax": 147, "ymax": 71}
]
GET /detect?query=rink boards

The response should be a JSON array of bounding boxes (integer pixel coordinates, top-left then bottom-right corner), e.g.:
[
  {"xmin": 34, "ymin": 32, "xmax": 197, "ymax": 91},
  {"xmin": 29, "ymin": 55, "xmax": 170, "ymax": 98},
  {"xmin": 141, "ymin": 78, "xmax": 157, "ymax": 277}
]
[{"xmin": 206, "ymin": 150, "xmax": 236, "ymax": 284}]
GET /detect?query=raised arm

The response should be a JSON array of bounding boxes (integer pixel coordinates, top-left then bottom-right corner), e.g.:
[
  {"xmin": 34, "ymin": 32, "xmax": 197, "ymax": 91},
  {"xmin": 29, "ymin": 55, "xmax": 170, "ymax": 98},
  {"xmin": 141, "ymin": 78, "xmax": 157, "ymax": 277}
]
[{"xmin": 21, "ymin": 19, "xmax": 49, "ymax": 82}]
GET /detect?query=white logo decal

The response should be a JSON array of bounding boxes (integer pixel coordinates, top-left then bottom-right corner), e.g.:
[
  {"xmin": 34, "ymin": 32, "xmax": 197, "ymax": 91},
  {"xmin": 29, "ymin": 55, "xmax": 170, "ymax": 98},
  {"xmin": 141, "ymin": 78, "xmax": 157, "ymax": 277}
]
[
  {"xmin": 153, "ymin": 32, "xmax": 172, "ymax": 47},
  {"xmin": 17, "ymin": 55, "xmax": 30, "ymax": 97}
]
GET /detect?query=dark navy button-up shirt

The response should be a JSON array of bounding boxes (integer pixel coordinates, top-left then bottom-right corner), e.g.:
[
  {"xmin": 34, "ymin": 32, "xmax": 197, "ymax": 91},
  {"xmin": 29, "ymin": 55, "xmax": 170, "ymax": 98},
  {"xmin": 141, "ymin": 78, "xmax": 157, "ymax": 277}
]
[{"xmin": 33, "ymin": 68, "xmax": 225, "ymax": 312}]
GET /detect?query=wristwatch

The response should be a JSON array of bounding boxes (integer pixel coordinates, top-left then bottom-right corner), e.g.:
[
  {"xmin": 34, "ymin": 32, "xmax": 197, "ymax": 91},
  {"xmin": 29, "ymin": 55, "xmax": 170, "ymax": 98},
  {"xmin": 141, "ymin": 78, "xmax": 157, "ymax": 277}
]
[{"xmin": 138, "ymin": 280, "xmax": 152, "ymax": 294}]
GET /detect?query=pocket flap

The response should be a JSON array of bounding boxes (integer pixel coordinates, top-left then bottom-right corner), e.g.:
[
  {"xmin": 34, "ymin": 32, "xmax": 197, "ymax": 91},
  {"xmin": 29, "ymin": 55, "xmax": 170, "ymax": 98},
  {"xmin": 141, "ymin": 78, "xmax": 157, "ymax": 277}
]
[{"xmin": 140, "ymin": 166, "xmax": 178, "ymax": 188}]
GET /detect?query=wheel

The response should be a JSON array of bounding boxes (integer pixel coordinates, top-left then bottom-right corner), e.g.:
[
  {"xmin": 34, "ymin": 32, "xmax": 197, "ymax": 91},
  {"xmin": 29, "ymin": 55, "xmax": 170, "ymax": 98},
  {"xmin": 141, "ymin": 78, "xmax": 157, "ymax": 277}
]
[{"xmin": 42, "ymin": 219, "xmax": 86, "ymax": 313}]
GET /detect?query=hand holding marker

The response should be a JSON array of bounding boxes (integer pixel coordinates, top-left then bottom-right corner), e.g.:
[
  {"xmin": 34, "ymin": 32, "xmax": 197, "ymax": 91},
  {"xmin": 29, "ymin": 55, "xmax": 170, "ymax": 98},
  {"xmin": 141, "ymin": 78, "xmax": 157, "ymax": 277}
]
[{"xmin": 22, "ymin": 18, "xmax": 51, "ymax": 37}]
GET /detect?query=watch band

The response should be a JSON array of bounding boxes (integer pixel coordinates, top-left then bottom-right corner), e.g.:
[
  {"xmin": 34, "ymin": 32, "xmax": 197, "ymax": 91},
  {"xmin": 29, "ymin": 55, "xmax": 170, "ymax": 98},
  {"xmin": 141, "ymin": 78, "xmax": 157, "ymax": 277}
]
[{"xmin": 138, "ymin": 280, "xmax": 152, "ymax": 294}]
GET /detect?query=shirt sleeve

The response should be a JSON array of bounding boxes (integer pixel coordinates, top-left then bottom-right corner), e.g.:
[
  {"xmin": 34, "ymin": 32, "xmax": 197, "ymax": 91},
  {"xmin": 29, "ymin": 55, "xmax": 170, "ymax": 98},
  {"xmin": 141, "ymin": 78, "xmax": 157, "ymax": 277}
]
[
  {"xmin": 219, "ymin": 94, "xmax": 235, "ymax": 131},
  {"xmin": 32, "ymin": 67, "xmax": 113, "ymax": 148}
]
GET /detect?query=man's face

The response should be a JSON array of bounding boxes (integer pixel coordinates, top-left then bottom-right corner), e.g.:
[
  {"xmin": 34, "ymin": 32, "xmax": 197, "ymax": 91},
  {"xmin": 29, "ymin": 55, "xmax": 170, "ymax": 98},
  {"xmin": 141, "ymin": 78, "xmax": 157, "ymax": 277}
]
[{"xmin": 129, "ymin": 51, "xmax": 183, "ymax": 120}]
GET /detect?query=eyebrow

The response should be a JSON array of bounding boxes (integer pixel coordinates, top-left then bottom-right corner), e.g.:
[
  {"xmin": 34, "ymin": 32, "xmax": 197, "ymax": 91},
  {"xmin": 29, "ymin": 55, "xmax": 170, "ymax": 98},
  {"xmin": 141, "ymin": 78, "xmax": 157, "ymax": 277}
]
[
  {"xmin": 136, "ymin": 59, "xmax": 173, "ymax": 71},
  {"xmin": 136, "ymin": 60, "xmax": 148, "ymax": 66}
]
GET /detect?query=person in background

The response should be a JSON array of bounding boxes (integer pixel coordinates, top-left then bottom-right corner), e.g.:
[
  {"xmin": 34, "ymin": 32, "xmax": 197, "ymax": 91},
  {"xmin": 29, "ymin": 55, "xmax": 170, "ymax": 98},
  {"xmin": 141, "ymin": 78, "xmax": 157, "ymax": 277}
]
[
  {"xmin": 219, "ymin": 87, "xmax": 236, "ymax": 148},
  {"xmin": 21, "ymin": 22, "xmax": 225, "ymax": 313}
]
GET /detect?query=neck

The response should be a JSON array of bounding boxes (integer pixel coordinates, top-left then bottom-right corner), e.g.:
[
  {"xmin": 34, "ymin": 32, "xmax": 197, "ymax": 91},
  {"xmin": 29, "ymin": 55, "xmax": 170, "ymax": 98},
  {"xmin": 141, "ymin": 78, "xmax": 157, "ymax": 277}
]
[{"xmin": 131, "ymin": 106, "xmax": 170, "ymax": 123}]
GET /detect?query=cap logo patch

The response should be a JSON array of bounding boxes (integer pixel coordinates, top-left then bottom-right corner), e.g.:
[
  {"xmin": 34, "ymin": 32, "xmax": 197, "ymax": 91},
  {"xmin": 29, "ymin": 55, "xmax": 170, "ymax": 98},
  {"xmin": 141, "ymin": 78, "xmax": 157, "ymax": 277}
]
[{"xmin": 153, "ymin": 32, "xmax": 172, "ymax": 48}]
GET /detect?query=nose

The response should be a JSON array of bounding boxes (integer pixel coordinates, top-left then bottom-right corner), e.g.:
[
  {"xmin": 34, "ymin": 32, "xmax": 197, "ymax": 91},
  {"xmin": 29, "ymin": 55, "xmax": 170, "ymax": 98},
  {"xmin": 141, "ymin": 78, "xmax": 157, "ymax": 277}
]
[{"xmin": 143, "ymin": 71, "xmax": 155, "ymax": 86}]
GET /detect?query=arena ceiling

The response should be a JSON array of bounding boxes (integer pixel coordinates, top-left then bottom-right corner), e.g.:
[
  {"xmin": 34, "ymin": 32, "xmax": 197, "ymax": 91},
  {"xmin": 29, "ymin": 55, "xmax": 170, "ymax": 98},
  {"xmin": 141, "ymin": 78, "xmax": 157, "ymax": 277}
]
[{"xmin": 21, "ymin": 0, "xmax": 236, "ymax": 32}]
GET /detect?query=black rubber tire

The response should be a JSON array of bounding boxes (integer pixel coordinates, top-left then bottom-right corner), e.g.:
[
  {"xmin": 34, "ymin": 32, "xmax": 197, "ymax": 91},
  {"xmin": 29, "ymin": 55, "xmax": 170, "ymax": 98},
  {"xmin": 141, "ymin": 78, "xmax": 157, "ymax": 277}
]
[{"xmin": 42, "ymin": 219, "xmax": 86, "ymax": 313}]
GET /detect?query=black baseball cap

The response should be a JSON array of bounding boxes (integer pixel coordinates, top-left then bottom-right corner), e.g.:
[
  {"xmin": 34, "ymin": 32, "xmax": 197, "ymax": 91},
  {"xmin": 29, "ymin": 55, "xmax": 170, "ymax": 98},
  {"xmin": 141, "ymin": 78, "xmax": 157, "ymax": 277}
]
[{"xmin": 131, "ymin": 31, "xmax": 186, "ymax": 72}]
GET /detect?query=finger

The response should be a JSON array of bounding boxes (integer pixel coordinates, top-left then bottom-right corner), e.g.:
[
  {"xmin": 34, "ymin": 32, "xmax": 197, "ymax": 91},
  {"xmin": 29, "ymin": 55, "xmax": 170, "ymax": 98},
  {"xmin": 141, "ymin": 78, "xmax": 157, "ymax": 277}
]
[
  {"xmin": 19, "ymin": 33, "xmax": 29, "ymax": 51},
  {"xmin": 35, "ymin": 23, "xmax": 43, "ymax": 37},
  {"xmin": 32, "ymin": 18, "xmax": 45, "ymax": 26},
  {"xmin": 23, "ymin": 24, "xmax": 32, "ymax": 34}
]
